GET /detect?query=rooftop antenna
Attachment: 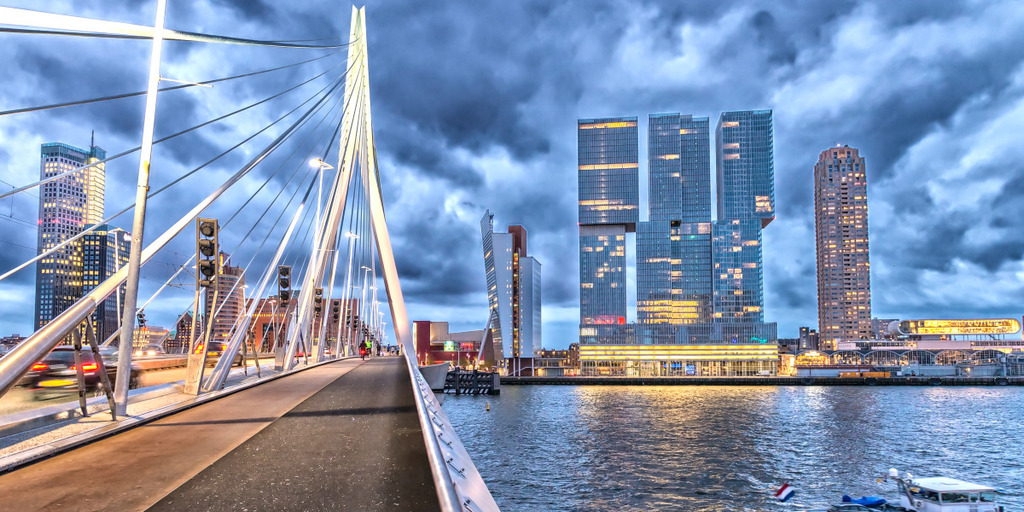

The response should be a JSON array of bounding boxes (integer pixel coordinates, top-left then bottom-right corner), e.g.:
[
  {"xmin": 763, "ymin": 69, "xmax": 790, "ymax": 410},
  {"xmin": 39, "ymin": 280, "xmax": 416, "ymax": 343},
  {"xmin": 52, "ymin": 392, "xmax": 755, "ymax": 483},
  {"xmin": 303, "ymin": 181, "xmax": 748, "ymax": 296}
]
[{"xmin": 91, "ymin": 130, "xmax": 95, "ymax": 149}]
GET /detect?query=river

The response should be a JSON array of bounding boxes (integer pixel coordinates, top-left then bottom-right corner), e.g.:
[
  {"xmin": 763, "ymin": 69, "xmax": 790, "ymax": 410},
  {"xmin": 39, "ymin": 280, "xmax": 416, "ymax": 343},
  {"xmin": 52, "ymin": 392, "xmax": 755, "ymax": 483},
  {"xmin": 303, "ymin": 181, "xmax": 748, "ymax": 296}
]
[{"xmin": 442, "ymin": 385, "xmax": 1024, "ymax": 511}]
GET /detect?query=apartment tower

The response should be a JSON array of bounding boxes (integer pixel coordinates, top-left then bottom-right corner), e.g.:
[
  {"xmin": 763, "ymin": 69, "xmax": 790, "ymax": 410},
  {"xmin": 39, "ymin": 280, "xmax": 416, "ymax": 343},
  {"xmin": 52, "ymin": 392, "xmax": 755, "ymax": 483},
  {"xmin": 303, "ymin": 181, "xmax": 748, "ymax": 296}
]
[{"xmin": 814, "ymin": 145, "xmax": 872, "ymax": 348}]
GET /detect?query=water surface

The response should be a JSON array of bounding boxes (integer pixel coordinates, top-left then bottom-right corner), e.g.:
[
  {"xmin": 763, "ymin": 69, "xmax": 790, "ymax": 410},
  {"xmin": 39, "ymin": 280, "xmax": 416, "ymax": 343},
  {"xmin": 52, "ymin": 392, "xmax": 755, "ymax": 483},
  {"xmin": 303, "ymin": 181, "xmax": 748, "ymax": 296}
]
[{"xmin": 443, "ymin": 385, "xmax": 1024, "ymax": 511}]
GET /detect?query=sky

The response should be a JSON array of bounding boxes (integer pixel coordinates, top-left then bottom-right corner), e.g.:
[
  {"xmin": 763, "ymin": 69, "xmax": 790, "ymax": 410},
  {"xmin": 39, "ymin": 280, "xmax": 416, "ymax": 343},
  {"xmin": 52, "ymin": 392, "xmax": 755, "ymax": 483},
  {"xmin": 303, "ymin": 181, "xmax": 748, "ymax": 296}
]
[{"xmin": 2, "ymin": 1, "xmax": 1024, "ymax": 350}]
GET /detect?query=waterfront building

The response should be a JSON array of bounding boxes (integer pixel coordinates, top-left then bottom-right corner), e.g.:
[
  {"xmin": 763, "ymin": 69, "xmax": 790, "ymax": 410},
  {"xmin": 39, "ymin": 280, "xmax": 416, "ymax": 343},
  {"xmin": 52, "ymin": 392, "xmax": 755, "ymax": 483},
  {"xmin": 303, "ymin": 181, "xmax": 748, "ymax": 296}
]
[
  {"xmin": 203, "ymin": 253, "xmax": 245, "ymax": 343},
  {"xmin": 798, "ymin": 326, "xmax": 820, "ymax": 351},
  {"xmin": 412, "ymin": 320, "xmax": 491, "ymax": 369},
  {"xmin": 638, "ymin": 114, "xmax": 712, "ymax": 326},
  {"xmin": 711, "ymin": 110, "xmax": 777, "ymax": 343},
  {"xmin": 34, "ymin": 140, "xmax": 107, "ymax": 334},
  {"xmin": 871, "ymin": 317, "xmax": 899, "ymax": 340},
  {"xmin": 82, "ymin": 224, "xmax": 130, "ymax": 343},
  {"xmin": 814, "ymin": 145, "xmax": 872, "ymax": 349},
  {"xmin": 577, "ymin": 117, "xmax": 638, "ymax": 329},
  {"xmin": 481, "ymin": 211, "xmax": 542, "ymax": 374},
  {"xmin": 578, "ymin": 343, "xmax": 778, "ymax": 377},
  {"xmin": 794, "ymin": 318, "xmax": 1024, "ymax": 376}
]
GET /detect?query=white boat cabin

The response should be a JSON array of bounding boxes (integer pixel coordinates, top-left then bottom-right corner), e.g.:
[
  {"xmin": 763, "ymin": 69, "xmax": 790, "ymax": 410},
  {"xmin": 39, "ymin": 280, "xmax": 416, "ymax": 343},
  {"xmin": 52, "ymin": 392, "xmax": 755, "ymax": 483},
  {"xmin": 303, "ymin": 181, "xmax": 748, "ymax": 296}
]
[{"xmin": 898, "ymin": 477, "xmax": 1001, "ymax": 512}]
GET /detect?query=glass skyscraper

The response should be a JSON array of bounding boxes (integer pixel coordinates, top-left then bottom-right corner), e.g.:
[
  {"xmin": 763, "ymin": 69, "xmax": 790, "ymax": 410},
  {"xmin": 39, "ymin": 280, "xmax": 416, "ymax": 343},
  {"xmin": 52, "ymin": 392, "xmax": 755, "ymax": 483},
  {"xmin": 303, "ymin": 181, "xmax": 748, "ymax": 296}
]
[
  {"xmin": 35, "ymin": 141, "xmax": 106, "ymax": 333},
  {"xmin": 578, "ymin": 117, "xmax": 638, "ymax": 328},
  {"xmin": 82, "ymin": 224, "xmax": 130, "ymax": 342},
  {"xmin": 713, "ymin": 110, "xmax": 775, "ymax": 337},
  {"xmin": 638, "ymin": 114, "xmax": 712, "ymax": 326}
]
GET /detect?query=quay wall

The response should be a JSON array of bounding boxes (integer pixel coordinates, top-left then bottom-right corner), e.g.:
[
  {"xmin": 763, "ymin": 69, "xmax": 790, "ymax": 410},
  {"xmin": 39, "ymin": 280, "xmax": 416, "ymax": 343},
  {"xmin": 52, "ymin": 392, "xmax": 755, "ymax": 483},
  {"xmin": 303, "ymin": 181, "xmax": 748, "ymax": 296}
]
[{"xmin": 500, "ymin": 376, "xmax": 1024, "ymax": 386}]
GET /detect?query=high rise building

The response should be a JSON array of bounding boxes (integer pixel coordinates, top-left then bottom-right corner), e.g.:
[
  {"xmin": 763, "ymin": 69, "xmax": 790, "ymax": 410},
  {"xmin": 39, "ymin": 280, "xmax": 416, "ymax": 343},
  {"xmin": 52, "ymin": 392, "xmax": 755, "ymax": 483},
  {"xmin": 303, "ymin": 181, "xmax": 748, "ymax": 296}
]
[
  {"xmin": 35, "ymin": 141, "xmax": 106, "ymax": 333},
  {"xmin": 203, "ymin": 252, "xmax": 246, "ymax": 345},
  {"xmin": 82, "ymin": 224, "xmax": 130, "ymax": 342},
  {"xmin": 481, "ymin": 211, "xmax": 542, "ymax": 373},
  {"xmin": 713, "ymin": 110, "xmax": 774, "ymax": 323},
  {"xmin": 577, "ymin": 117, "xmax": 638, "ymax": 330},
  {"xmin": 814, "ymin": 145, "xmax": 872, "ymax": 348},
  {"xmin": 638, "ymin": 114, "xmax": 712, "ymax": 326}
]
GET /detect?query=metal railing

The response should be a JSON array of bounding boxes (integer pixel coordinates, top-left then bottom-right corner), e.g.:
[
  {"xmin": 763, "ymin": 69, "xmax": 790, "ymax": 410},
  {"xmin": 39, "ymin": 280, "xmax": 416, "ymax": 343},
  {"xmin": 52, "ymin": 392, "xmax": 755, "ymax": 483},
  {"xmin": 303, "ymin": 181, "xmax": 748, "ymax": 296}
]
[{"xmin": 399, "ymin": 347, "xmax": 500, "ymax": 512}]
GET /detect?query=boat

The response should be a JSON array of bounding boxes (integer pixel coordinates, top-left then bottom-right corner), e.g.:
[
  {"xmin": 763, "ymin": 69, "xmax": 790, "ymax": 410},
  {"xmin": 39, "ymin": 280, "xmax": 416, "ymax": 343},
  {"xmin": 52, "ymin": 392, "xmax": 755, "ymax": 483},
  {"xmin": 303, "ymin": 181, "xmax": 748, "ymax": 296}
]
[
  {"xmin": 882, "ymin": 469, "xmax": 1004, "ymax": 512},
  {"xmin": 802, "ymin": 469, "xmax": 1004, "ymax": 512},
  {"xmin": 418, "ymin": 362, "xmax": 450, "ymax": 392}
]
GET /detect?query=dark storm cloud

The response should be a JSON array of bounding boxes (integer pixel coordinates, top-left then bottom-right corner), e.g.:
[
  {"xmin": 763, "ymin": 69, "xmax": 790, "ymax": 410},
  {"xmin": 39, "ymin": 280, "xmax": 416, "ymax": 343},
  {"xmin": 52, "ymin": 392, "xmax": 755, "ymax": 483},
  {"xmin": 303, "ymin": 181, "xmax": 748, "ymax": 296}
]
[{"xmin": 4, "ymin": 0, "xmax": 1024, "ymax": 344}]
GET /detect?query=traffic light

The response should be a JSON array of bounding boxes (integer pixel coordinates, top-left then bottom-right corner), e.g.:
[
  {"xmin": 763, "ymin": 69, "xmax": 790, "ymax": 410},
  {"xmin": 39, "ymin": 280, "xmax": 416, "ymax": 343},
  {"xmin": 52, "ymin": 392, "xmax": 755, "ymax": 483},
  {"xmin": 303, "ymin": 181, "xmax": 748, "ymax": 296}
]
[
  {"xmin": 137, "ymin": 311, "xmax": 147, "ymax": 327},
  {"xmin": 313, "ymin": 287, "xmax": 324, "ymax": 314},
  {"xmin": 196, "ymin": 218, "xmax": 219, "ymax": 288},
  {"xmin": 331, "ymin": 300, "xmax": 340, "ymax": 323},
  {"xmin": 278, "ymin": 265, "xmax": 292, "ymax": 303}
]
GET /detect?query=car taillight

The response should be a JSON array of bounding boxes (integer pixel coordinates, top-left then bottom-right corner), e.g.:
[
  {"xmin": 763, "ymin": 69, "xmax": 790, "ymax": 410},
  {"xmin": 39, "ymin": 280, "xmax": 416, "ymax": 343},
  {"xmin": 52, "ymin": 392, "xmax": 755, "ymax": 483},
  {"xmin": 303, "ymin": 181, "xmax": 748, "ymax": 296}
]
[
  {"xmin": 82, "ymin": 363, "xmax": 98, "ymax": 371},
  {"xmin": 31, "ymin": 363, "xmax": 48, "ymax": 371}
]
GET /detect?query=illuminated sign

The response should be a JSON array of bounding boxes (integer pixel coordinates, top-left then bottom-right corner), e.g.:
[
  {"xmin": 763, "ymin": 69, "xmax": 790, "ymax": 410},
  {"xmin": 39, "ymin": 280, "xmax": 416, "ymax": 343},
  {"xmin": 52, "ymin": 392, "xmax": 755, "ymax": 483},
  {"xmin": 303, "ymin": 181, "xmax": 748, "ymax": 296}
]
[
  {"xmin": 750, "ymin": 336, "xmax": 768, "ymax": 344},
  {"xmin": 898, "ymin": 318, "xmax": 1021, "ymax": 335},
  {"xmin": 443, "ymin": 341, "xmax": 456, "ymax": 352}
]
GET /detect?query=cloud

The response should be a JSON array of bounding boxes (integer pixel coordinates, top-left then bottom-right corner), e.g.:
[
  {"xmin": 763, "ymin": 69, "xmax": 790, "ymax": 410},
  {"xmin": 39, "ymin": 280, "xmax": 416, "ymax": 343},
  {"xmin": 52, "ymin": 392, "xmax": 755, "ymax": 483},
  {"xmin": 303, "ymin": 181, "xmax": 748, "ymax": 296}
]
[{"xmin": 3, "ymin": 0, "xmax": 1024, "ymax": 348}]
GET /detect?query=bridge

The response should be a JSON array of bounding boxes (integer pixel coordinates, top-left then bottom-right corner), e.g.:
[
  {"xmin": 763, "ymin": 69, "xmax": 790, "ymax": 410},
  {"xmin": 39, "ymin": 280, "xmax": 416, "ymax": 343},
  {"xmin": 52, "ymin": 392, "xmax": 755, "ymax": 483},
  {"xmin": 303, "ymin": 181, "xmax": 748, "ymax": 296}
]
[{"xmin": 0, "ymin": 4, "xmax": 498, "ymax": 511}]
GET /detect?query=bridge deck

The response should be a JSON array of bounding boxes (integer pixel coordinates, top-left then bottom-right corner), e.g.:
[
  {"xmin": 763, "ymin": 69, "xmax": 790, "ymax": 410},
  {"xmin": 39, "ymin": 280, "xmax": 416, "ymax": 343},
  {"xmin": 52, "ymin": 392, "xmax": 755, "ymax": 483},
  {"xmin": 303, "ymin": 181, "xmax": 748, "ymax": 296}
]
[{"xmin": 0, "ymin": 357, "xmax": 439, "ymax": 512}]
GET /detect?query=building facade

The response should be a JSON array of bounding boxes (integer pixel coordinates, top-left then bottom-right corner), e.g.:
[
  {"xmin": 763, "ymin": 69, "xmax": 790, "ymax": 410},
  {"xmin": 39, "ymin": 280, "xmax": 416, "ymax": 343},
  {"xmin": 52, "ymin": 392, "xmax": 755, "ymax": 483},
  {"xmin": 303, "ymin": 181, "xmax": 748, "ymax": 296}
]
[
  {"xmin": 814, "ymin": 145, "xmax": 872, "ymax": 348},
  {"xmin": 82, "ymin": 224, "xmax": 130, "ymax": 342},
  {"xmin": 712, "ymin": 110, "xmax": 777, "ymax": 343},
  {"xmin": 203, "ymin": 253, "xmax": 246, "ymax": 343},
  {"xmin": 35, "ymin": 141, "xmax": 106, "ymax": 333},
  {"xmin": 578, "ymin": 117, "xmax": 638, "ymax": 331},
  {"xmin": 638, "ymin": 114, "xmax": 713, "ymax": 327},
  {"xmin": 481, "ymin": 211, "xmax": 542, "ymax": 373}
]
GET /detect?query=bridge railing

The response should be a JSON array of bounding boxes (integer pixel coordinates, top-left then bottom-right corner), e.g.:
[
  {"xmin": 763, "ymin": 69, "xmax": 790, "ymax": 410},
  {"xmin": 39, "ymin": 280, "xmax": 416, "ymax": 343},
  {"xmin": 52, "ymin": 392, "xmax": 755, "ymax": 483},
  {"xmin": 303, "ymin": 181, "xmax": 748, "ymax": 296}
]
[{"xmin": 400, "ymin": 347, "xmax": 500, "ymax": 511}]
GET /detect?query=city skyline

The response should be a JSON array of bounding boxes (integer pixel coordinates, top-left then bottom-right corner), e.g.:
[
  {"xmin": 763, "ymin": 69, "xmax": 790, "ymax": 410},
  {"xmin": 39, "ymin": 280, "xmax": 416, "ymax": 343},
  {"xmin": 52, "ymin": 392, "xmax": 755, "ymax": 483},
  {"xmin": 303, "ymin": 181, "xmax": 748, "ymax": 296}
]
[{"xmin": 2, "ymin": 1, "xmax": 1024, "ymax": 350}]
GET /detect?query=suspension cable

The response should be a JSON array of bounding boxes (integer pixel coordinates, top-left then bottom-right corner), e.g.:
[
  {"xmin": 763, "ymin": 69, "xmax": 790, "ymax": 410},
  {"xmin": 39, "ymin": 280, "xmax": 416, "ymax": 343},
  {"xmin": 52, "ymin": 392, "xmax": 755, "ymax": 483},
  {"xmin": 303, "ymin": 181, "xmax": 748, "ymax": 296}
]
[{"xmin": 0, "ymin": 52, "xmax": 339, "ymax": 117}]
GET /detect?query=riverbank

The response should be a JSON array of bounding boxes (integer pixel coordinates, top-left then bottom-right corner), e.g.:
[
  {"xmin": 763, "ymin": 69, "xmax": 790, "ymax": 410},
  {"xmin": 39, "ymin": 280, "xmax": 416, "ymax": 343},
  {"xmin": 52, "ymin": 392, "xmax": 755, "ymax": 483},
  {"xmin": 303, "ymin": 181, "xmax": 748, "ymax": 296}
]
[{"xmin": 501, "ymin": 375, "xmax": 1023, "ymax": 386}]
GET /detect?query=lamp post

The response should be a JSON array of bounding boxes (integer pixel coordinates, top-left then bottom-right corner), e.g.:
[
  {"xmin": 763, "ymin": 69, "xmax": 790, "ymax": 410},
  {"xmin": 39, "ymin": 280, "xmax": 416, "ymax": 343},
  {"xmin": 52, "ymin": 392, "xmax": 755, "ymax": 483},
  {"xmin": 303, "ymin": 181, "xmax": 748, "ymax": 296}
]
[
  {"xmin": 337, "ymin": 232, "xmax": 358, "ymax": 356},
  {"xmin": 309, "ymin": 158, "xmax": 334, "ymax": 260},
  {"xmin": 358, "ymin": 266, "xmax": 371, "ymax": 355}
]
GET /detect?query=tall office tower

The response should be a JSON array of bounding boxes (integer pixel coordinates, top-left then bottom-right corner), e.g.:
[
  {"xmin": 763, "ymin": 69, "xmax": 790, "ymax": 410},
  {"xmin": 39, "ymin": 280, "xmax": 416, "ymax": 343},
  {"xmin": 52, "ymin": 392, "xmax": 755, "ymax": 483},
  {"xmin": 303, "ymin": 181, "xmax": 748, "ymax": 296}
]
[
  {"xmin": 814, "ymin": 145, "xmax": 872, "ymax": 348},
  {"xmin": 638, "ymin": 114, "xmax": 713, "ymax": 326},
  {"xmin": 203, "ymin": 252, "xmax": 246, "ymax": 345},
  {"xmin": 577, "ymin": 117, "xmax": 639, "ymax": 333},
  {"xmin": 481, "ymin": 211, "xmax": 542, "ymax": 371},
  {"xmin": 82, "ymin": 224, "xmax": 130, "ymax": 342},
  {"xmin": 712, "ymin": 110, "xmax": 775, "ymax": 336},
  {"xmin": 34, "ymin": 141, "xmax": 107, "ymax": 332}
]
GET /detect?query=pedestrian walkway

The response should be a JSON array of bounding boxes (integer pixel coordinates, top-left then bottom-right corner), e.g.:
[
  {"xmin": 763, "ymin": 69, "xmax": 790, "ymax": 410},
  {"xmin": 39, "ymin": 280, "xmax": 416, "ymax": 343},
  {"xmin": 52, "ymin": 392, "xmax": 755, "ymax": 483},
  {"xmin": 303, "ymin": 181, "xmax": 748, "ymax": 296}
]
[{"xmin": 0, "ymin": 357, "xmax": 440, "ymax": 512}]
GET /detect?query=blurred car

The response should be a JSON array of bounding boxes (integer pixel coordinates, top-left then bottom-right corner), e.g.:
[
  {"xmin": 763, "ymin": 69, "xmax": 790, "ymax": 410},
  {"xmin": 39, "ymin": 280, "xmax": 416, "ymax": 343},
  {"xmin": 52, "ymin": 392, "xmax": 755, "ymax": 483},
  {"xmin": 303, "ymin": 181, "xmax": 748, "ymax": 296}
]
[
  {"xmin": 27, "ymin": 347, "xmax": 103, "ymax": 399},
  {"xmin": 134, "ymin": 344, "xmax": 166, "ymax": 357}
]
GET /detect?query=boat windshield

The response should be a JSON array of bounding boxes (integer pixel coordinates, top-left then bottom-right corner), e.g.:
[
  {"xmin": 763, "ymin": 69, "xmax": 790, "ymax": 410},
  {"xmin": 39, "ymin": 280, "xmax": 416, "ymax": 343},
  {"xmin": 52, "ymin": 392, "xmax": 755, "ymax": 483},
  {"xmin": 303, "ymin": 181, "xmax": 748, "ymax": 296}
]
[
  {"xmin": 940, "ymin": 492, "xmax": 972, "ymax": 503},
  {"xmin": 908, "ymin": 487, "xmax": 939, "ymax": 503},
  {"xmin": 980, "ymin": 492, "xmax": 997, "ymax": 502}
]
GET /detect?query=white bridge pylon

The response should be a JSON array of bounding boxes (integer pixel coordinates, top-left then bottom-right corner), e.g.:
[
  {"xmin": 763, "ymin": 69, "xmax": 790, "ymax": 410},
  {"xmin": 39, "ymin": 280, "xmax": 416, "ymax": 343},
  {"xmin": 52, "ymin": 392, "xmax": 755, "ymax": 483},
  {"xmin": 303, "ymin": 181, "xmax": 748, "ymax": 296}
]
[{"xmin": 280, "ymin": 6, "xmax": 411, "ymax": 369}]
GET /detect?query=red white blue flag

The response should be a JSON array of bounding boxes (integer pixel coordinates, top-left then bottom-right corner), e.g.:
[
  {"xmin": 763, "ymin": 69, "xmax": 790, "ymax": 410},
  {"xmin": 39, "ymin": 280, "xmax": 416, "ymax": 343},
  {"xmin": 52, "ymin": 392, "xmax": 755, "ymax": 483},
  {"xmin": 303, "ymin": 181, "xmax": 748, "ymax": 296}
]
[{"xmin": 774, "ymin": 483, "xmax": 795, "ymax": 502}]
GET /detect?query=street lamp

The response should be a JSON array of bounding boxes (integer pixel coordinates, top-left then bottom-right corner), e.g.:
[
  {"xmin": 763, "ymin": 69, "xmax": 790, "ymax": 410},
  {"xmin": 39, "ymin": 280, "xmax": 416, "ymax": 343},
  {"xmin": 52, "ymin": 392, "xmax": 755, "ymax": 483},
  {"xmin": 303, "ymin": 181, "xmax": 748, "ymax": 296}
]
[
  {"xmin": 338, "ymin": 232, "xmax": 359, "ymax": 356},
  {"xmin": 308, "ymin": 158, "xmax": 335, "ymax": 258}
]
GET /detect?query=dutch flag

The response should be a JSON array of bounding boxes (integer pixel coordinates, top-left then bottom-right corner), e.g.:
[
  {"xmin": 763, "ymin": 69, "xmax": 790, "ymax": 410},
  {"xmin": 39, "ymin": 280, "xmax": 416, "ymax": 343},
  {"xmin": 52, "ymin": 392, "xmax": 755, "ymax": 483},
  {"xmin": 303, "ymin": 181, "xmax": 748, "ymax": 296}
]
[{"xmin": 774, "ymin": 483, "xmax": 795, "ymax": 502}]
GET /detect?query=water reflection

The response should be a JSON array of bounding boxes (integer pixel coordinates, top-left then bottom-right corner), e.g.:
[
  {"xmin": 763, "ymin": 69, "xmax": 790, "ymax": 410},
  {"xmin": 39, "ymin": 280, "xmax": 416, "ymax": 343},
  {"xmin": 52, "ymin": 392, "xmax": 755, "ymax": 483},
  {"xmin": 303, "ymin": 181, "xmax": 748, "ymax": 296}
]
[{"xmin": 443, "ymin": 386, "xmax": 1023, "ymax": 512}]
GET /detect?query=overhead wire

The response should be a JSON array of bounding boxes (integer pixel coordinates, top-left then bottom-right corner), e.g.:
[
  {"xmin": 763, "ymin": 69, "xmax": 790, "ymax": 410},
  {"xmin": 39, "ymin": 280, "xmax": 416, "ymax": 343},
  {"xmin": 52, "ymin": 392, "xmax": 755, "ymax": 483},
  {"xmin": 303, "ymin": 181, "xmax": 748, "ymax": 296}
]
[
  {"xmin": 0, "ymin": 69, "xmax": 347, "ymax": 283},
  {"xmin": 0, "ymin": 52, "xmax": 339, "ymax": 117},
  {"xmin": 0, "ymin": 7, "xmax": 352, "ymax": 49},
  {"xmin": 0, "ymin": 57, "xmax": 351, "ymax": 201}
]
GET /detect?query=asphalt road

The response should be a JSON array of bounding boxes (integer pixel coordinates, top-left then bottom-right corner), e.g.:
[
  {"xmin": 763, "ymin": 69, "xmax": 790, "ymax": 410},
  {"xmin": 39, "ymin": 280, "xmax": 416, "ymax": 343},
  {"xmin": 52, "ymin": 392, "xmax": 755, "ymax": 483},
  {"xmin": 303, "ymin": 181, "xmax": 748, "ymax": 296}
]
[{"xmin": 148, "ymin": 357, "xmax": 440, "ymax": 512}]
